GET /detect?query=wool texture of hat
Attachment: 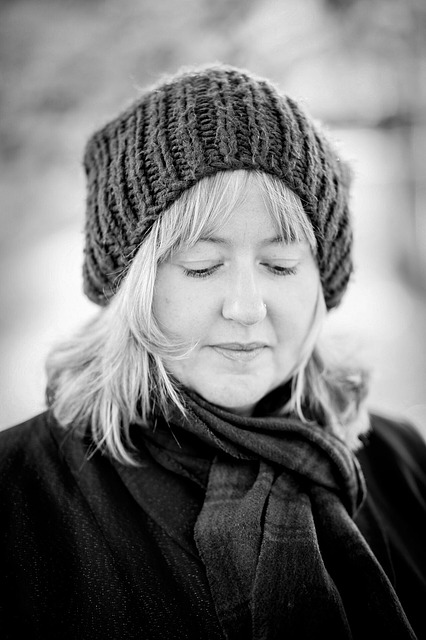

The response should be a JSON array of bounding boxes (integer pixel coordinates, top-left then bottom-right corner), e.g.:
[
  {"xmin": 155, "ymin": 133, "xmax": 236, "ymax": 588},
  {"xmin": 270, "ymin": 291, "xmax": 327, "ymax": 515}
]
[{"xmin": 83, "ymin": 64, "xmax": 353, "ymax": 309}]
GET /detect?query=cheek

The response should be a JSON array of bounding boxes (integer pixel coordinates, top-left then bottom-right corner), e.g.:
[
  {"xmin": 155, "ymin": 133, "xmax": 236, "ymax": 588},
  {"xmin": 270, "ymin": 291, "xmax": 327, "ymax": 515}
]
[
  {"xmin": 153, "ymin": 274, "xmax": 212, "ymax": 339},
  {"xmin": 275, "ymin": 278, "xmax": 319, "ymax": 345},
  {"xmin": 154, "ymin": 292, "xmax": 190, "ymax": 336}
]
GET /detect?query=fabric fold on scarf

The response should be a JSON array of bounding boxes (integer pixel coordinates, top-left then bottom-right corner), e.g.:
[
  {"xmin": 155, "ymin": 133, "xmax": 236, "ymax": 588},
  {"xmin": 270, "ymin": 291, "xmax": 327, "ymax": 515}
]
[{"xmin": 168, "ymin": 390, "xmax": 416, "ymax": 640}]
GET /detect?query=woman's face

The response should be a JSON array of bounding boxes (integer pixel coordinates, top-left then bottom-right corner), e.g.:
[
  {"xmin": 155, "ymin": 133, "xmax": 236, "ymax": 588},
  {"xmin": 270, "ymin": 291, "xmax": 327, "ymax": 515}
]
[{"xmin": 153, "ymin": 182, "xmax": 321, "ymax": 415}]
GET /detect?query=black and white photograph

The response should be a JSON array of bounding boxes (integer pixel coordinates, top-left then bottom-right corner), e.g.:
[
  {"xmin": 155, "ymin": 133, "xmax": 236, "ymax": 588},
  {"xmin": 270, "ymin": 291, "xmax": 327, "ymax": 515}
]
[{"xmin": 0, "ymin": 1, "xmax": 425, "ymax": 638}]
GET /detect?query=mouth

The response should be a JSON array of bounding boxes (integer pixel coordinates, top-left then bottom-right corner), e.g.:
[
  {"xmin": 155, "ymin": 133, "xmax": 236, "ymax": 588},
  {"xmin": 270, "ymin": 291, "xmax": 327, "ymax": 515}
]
[{"xmin": 210, "ymin": 342, "xmax": 267, "ymax": 362}]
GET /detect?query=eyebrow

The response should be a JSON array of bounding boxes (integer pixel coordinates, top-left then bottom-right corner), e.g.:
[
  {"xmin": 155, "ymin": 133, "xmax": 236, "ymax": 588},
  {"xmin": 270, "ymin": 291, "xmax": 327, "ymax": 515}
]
[{"xmin": 197, "ymin": 234, "xmax": 287, "ymax": 247}]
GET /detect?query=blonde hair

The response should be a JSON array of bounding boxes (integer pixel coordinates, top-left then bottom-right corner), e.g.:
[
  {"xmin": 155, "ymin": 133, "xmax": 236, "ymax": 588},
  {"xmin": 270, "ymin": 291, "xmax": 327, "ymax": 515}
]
[{"xmin": 46, "ymin": 170, "xmax": 369, "ymax": 464}]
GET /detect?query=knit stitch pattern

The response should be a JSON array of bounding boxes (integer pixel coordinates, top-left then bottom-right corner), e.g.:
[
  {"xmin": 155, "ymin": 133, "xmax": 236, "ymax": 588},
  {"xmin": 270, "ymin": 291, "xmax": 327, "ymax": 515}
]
[{"xmin": 83, "ymin": 64, "xmax": 353, "ymax": 309}]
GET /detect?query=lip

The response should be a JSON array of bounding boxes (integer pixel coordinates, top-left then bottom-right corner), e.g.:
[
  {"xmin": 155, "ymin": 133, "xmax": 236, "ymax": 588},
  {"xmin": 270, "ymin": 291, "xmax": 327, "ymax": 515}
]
[{"xmin": 210, "ymin": 342, "xmax": 268, "ymax": 362}]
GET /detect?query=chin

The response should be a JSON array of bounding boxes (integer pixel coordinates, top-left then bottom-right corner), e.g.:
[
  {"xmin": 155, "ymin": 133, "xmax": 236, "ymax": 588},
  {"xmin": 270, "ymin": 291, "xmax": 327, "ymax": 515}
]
[{"xmin": 197, "ymin": 383, "xmax": 268, "ymax": 416}]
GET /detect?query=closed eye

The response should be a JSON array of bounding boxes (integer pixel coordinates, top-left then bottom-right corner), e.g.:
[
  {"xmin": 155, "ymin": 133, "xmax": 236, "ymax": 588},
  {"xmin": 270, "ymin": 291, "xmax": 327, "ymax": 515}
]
[
  {"xmin": 183, "ymin": 264, "xmax": 297, "ymax": 278},
  {"xmin": 183, "ymin": 264, "xmax": 222, "ymax": 278},
  {"xmin": 262, "ymin": 264, "xmax": 297, "ymax": 276}
]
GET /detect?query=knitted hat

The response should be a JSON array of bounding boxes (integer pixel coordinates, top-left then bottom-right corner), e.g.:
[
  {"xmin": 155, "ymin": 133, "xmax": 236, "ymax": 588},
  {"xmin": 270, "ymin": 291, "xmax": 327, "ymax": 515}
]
[{"xmin": 83, "ymin": 64, "xmax": 353, "ymax": 309}]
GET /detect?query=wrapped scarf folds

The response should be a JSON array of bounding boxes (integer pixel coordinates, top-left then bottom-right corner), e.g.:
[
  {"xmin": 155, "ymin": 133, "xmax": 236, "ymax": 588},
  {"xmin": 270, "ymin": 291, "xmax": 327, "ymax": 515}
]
[{"xmin": 149, "ymin": 391, "xmax": 417, "ymax": 640}]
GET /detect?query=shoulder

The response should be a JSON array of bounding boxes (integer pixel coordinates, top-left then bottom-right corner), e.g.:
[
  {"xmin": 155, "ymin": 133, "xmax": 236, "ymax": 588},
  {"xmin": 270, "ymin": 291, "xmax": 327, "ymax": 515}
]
[
  {"xmin": 0, "ymin": 412, "xmax": 53, "ymax": 465},
  {"xmin": 358, "ymin": 412, "xmax": 426, "ymax": 480},
  {"xmin": 0, "ymin": 411, "xmax": 83, "ymax": 512},
  {"xmin": 357, "ymin": 413, "xmax": 426, "ymax": 637},
  {"xmin": 0, "ymin": 411, "xmax": 59, "ymax": 471},
  {"xmin": 357, "ymin": 411, "xmax": 426, "ymax": 523}
]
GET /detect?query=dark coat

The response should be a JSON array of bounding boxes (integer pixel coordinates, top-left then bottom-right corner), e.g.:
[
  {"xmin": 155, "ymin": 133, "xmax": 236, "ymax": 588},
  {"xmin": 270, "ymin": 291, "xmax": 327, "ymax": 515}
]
[{"xmin": 0, "ymin": 410, "xmax": 425, "ymax": 639}]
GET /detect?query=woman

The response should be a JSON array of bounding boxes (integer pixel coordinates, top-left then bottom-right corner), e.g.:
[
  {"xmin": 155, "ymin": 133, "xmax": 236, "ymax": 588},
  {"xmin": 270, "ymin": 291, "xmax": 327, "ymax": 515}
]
[{"xmin": 1, "ymin": 65, "xmax": 425, "ymax": 640}]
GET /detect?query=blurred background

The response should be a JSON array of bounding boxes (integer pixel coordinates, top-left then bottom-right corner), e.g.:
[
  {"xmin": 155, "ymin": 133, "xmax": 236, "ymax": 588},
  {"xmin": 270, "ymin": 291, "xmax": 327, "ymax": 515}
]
[{"xmin": 1, "ymin": 0, "xmax": 425, "ymax": 437}]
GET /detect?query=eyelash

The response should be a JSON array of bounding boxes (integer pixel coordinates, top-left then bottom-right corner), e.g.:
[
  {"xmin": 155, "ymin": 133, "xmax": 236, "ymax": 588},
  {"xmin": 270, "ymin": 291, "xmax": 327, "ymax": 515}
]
[
  {"xmin": 183, "ymin": 264, "xmax": 297, "ymax": 279},
  {"xmin": 183, "ymin": 266, "xmax": 221, "ymax": 279}
]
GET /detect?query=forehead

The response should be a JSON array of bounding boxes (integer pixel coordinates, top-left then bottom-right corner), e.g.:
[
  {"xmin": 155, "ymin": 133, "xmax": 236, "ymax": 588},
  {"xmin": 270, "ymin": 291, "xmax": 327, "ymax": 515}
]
[
  {"xmin": 187, "ymin": 185, "xmax": 298, "ymax": 249},
  {"xmin": 157, "ymin": 170, "xmax": 315, "ymax": 261}
]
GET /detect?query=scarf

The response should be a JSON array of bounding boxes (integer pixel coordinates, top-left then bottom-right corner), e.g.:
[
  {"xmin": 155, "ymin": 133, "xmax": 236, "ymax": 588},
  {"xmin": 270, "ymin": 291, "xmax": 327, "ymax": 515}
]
[{"xmin": 164, "ymin": 390, "xmax": 416, "ymax": 640}]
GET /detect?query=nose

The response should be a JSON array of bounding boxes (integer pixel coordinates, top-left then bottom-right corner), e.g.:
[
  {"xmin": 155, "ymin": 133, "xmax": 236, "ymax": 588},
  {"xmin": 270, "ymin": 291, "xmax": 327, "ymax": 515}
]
[{"xmin": 222, "ymin": 270, "xmax": 267, "ymax": 326}]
